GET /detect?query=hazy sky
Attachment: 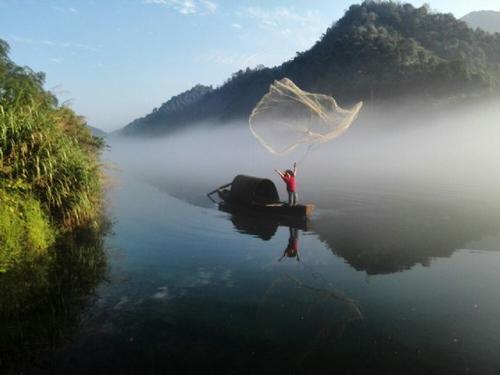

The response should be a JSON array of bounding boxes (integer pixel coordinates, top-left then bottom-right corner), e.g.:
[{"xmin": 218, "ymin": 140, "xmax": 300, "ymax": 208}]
[{"xmin": 1, "ymin": 0, "xmax": 499, "ymax": 131}]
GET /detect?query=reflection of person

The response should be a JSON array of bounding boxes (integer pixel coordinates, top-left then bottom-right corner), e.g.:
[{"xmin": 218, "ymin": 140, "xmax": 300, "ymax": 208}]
[
  {"xmin": 279, "ymin": 227, "xmax": 300, "ymax": 262},
  {"xmin": 274, "ymin": 162, "xmax": 297, "ymax": 206}
]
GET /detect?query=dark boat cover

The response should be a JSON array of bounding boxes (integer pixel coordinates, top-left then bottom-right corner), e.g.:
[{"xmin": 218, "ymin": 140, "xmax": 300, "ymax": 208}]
[{"xmin": 230, "ymin": 175, "xmax": 280, "ymax": 206}]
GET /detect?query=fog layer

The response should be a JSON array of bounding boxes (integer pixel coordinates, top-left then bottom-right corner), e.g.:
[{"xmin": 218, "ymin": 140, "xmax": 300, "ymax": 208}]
[{"xmin": 108, "ymin": 97, "xmax": 500, "ymax": 210}]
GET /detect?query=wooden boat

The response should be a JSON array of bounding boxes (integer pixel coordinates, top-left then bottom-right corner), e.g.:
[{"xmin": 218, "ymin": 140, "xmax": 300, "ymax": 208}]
[{"xmin": 208, "ymin": 175, "xmax": 315, "ymax": 219}]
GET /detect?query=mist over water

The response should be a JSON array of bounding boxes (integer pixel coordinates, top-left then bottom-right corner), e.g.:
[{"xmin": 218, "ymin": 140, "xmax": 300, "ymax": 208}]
[
  {"xmin": 106, "ymin": 97, "xmax": 500, "ymax": 278},
  {"xmin": 110, "ymin": 96, "xmax": 500, "ymax": 210}
]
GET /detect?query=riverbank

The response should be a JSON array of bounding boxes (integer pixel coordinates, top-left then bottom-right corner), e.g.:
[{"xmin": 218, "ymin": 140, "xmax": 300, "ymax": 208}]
[{"xmin": 0, "ymin": 39, "xmax": 106, "ymax": 272}]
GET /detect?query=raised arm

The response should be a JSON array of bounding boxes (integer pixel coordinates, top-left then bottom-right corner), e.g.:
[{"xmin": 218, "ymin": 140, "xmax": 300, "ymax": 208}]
[
  {"xmin": 293, "ymin": 162, "xmax": 297, "ymax": 176},
  {"xmin": 274, "ymin": 169, "xmax": 285, "ymax": 178}
]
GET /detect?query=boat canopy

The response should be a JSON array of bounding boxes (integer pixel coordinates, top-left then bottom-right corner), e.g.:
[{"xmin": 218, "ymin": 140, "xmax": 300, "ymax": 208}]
[{"xmin": 230, "ymin": 175, "xmax": 280, "ymax": 205}]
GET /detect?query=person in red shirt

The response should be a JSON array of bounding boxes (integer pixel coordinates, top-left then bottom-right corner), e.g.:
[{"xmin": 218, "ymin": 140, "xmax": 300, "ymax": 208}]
[{"xmin": 274, "ymin": 162, "xmax": 297, "ymax": 206}]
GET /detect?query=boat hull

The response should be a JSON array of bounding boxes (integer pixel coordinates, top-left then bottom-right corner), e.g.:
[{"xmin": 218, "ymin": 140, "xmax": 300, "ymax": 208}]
[{"xmin": 218, "ymin": 189, "xmax": 314, "ymax": 219}]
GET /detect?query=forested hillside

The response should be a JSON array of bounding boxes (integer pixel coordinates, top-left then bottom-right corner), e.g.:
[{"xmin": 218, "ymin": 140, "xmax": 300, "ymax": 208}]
[
  {"xmin": 122, "ymin": 84, "xmax": 213, "ymax": 135},
  {"xmin": 122, "ymin": 1, "xmax": 500, "ymax": 137}
]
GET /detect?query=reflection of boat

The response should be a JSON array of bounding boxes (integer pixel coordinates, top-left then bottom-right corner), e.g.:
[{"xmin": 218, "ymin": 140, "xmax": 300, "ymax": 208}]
[
  {"xmin": 208, "ymin": 175, "xmax": 315, "ymax": 218},
  {"xmin": 218, "ymin": 203, "xmax": 309, "ymax": 240}
]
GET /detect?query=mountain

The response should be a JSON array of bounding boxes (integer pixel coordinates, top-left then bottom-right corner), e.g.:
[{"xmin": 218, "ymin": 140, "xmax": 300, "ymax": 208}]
[
  {"xmin": 121, "ymin": 1, "xmax": 500, "ymax": 137},
  {"xmin": 121, "ymin": 84, "xmax": 213, "ymax": 135},
  {"xmin": 462, "ymin": 11, "xmax": 500, "ymax": 33},
  {"xmin": 87, "ymin": 125, "xmax": 107, "ymax": 137}
]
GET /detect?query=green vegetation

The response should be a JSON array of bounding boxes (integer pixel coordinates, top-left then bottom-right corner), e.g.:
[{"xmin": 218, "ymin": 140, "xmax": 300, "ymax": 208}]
[
  {"xmin": 0, "ymin": 182, "xmax": 54, "ymax": 272},
  {"xmin": 122, "ymin": 1, "xmax": 500, "ymax": 136},
  {"xmin": 0, "ymin": 38, "xmax": 105, "ymax": 271}
]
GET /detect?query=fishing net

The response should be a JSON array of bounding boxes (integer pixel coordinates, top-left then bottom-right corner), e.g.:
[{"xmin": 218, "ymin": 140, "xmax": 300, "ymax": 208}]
[{"xmin": 249, "ymin": 78, "xmax": 363, "ymax": 155}]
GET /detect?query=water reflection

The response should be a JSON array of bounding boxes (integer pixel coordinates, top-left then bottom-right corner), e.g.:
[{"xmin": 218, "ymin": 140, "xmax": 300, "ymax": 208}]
[
  {"xmin": 279, "ymin": 227, "xmax": 300, "ymax": 261},
  {"xmin": 311, "ymin": 194, "xmax": 500, "ymax": 274},
  {"xmin": 218, "ymin": 202, "xmax": 308, "ymax": 240},
  {"xmin": 217, "ymin": 202, "xmax": 370, "ymax": 365},
  {"xmin": 0, "ymin": 222, "xmax": 110, "ymax": 374},
  {"xmin": 255, "ymin": 271, "xmax": 364, "ymax": 368},
  {"xmin": 213, "ymin": 186, "xmax": 500, "ymax": 275},
  {"xmin": 23, "ymin": 173, "xmax": 500, "ymax": 374}
]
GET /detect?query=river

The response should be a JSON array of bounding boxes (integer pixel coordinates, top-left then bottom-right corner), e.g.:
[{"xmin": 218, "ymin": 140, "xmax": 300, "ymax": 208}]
[{"xmin": 3, "ymin": 110, "xmax": 500, "ymax": 374}]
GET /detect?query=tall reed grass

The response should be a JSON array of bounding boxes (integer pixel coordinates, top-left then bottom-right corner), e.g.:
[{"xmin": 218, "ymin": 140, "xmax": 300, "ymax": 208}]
[
  {"xmin": 0, "ymin": 39, "xmax": 105, "ymax": 270},
  {"xmin": 0, "ymin": 96, "xmax": 105, "ymax": 229}
]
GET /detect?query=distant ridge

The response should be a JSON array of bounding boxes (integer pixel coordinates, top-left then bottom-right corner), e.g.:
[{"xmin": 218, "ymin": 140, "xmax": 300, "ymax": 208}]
[
  {"xmin": 121, "ymin": 1, "xmax": 500, "ymax": 137},
  {"xmin": 462, "ymin": 11, "xmax": 500, "ymax": 33},
  {"xmin": 87, "ymin": 125, "xmax": 107, "ymax": 137},
  {"xmin": 121, "ymin": 84, "xmax": 213, "ymax": 136}
]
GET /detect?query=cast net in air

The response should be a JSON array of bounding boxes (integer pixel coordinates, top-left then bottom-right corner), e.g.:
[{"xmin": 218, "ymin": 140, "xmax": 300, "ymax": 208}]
[{"xmin": 249, "ymin": 78, "xmax": 363, "ymax": 155}]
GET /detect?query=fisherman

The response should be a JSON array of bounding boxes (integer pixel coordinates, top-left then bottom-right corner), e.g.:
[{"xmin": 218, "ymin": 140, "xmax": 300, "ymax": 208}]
[
  {"xmin": 274, "ymin": 162, "xmax": 297, "ymax": 206},
  {"xmin": 279, "ymin": 227, "xmax": 300, "ymax": 262}
]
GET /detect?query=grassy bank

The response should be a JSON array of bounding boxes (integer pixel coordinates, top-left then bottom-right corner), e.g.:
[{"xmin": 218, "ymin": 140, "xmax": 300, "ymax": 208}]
[
  {"xmin": 0, "ymin": 39, "xmax": 105, "ymax": 271},
  {"xmin": 0, "ymin": 182, "xmax": 54, "ymax": 272}
]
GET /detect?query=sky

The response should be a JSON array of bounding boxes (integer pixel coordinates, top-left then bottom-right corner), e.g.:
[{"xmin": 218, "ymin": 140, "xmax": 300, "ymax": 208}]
[{"xmin": 1, "ymin": 0, "xmax": 500, "ymax": 131}]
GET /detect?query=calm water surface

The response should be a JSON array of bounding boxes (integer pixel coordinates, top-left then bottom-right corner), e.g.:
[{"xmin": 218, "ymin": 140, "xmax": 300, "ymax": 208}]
[{"xmin": 5, "ymin": 147, "xmax": 500, "ymax": 375}]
